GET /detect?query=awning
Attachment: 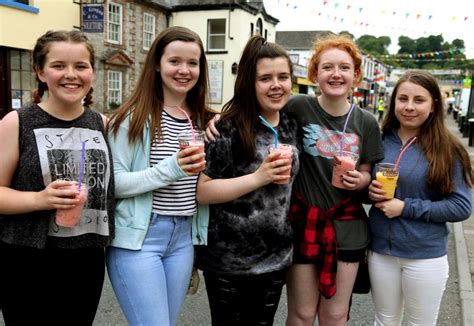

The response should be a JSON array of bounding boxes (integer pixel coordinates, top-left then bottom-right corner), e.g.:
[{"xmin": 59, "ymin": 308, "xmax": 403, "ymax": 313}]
[{"xmin": 296, "ymin": 77, "xmax": 315, "ymax": 86}]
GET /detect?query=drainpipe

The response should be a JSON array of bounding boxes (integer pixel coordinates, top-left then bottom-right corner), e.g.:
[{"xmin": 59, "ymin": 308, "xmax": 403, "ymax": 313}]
[{"xmin": 228, "ymin": 1, "xmax": 234, "ymax": 40}]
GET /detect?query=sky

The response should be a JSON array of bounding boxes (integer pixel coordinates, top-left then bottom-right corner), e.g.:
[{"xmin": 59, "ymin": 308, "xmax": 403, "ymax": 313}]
[{"xmin": 263, "ymin": 0, "xmax": 474, "ymax": 60}]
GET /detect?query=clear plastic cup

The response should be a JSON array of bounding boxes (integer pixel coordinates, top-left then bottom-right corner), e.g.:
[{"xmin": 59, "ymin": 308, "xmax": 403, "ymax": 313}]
[
  {"xmin": 55, "ymin": 183, "xmax": 88, "ymax": 227},
  {"xmin": 331, "ymin": 151, "xmax": 359, "ymax": 189},
  {"xmin": 375, "ymin": 163, "xmax": 399, "ymax": 199},
  {"xmin": 268, "ymin": 144, "xmax": 293, "ymax": 184},
  {"xmin": 177, "ymin": 130, "xmax": 205, "ymax": 173}
]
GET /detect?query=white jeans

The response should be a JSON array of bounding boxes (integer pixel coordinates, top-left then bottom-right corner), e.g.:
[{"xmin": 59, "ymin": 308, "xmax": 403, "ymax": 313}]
[{"xmin": 368, "ymin": 251, "xmax": 449, "ymax": 326}]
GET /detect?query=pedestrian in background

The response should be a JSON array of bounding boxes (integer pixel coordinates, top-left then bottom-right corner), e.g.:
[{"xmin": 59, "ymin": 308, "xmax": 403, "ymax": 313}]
[
  {"xmin": 285, "ymin": 34, "xmax": 384, "ymax": 326},
  {"xmin": 106, "ymin": 26, "xmax": 212, "ymax": 326},
  {"xmin": 368, "ymin": 70, "xmax": 473, "ymax": 325},
  {"xmin": 196, "ymin": 35, "xmax": 299, "ymax": 326},
  {"xmin": 377, "ymin": 96, "xmax": 385, "ymax": 123},
  {"xmin": 0, "ymin": 30, "xmax": 115, "ymax": 325}
]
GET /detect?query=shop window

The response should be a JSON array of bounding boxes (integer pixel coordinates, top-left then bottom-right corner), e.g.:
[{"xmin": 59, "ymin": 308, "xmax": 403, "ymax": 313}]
[{"xmin": 10, "ymin": 50, "xmax": 33, "ymax": 109}]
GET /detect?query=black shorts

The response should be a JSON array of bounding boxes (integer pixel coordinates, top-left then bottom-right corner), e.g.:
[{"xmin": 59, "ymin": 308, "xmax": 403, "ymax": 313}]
[{"xmin": 293, "ymin": 247, "xmax": 367, "ymax": 264}]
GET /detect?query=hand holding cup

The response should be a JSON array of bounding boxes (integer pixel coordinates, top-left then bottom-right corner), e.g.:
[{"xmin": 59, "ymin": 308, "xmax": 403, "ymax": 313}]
[{"xmin": 177, "ymin": 130, "xmax": 206, "ymax": 175}]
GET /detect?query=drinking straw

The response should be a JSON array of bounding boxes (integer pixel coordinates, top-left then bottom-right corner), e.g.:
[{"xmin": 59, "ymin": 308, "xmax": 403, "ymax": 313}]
[
  {"xmin": 394, "ymin": 136, "xmax": 417, "ymax": 170},
  {"xmin": 339, "ymin": 104, "xmax": 356, "ymax": 156},
  {"xmin": 258, "ymin": 115, "xmax": 279, "ymax": 148},
  {"xmin": 77, "ymin": 141, "xmax": 86, "ymax": 192},
  {"xmin": 176, "ymin": 106, "xmax": 196, "ymax": 142}
]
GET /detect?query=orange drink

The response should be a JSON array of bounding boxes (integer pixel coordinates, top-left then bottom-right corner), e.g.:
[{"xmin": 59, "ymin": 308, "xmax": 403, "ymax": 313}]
[{"xmin": 376, "ymin": 163, "xmax": 399, "ymax": 199}]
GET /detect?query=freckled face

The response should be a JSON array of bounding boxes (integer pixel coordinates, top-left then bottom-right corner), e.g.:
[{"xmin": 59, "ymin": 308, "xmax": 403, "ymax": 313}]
[
  {"xmin": 394, "ymin": 81, "xmax": 434, "ymax": 135},
  {"xmin": 315, "ymin": 48, "xmax": 359, "ymax": 100}
]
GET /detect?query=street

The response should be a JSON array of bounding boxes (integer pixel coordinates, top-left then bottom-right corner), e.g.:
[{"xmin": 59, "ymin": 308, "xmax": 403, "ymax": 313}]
[{"xmin": 89, "ymin": 228, "xmax": 461, "ymax": 326}]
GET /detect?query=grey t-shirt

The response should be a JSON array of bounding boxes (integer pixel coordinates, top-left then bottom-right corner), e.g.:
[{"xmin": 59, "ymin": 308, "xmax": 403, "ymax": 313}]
[{"xmin": 287, "ymin": 94, "xmax": 384, "ymax": 249}]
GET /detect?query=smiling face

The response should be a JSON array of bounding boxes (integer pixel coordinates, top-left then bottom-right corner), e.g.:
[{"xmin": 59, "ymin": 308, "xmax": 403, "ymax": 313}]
[
  {"xmin": 394, "ymin": 81, "xmax": 434, "ymax": 135},
  {"xmin": 316, "ymin": 48, "xmax": 359, "ymax": 101},
  {"xmin": 37, "ymin": 41, "xmax": 94, "ymax": 110},
  {"xmin": 159, "ymin": 40, "xmax": 201, "ymax": 102},
  {"xmin": 255, "ymin": 57, "xmax": 292, "ymax": 121}
]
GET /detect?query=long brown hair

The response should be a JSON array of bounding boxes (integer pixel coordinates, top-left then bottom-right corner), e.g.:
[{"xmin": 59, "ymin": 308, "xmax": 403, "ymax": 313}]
[
  {"xmin": 383, "ymin": 70, "xmax": 473, "ymax": 194},
  {"xmin": 220, "ymin": 35, "xmax": 293, "ymax": 163},
  {"xmin": 108, "ymin": 26, "xmax": 211, "ymax": 145},
  {"xmin": 33, "ymin": 30, "xmax": 95, "ymax": 106}
]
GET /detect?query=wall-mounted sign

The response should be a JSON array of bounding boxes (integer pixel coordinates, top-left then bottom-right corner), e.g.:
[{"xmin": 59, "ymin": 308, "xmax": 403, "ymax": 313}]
[
  {"xmin": 83, "ymin": 4, "xmax": 104, "ymax": 33},
  {"xmin": 208, "ymin": 60, "xmax": 223, "ymax": 104}
]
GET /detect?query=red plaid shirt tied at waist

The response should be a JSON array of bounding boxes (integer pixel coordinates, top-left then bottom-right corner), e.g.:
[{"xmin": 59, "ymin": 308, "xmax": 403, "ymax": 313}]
[{"xmin": 289, "ymin": 192, "xmax": 367, "ymax": 299}]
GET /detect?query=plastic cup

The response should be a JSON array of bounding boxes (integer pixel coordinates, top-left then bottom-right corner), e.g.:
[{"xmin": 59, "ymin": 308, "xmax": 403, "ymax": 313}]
[
  {"xmin": 375, "ymin": 163, "xmax": 399, "ymax": 199},
  {"xmin": 55, "ymin": 183, "xmax": 88, "ymax": 227},
  {"xmin": 331, "ymin": 151, "xmax": 359, "ymax": 189},
  {"xmin": 268, "ymin": 144, "xmax": 293, "ymax": 184},
  {"xmin": 177, "ymin": 130, "xmax": 205, "ymax": 173}
]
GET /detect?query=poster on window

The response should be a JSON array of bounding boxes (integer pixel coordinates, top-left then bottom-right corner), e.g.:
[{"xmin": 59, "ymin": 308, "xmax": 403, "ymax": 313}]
[{"xmin": 208, "ymin": 60, "xmax": 223, "ymax": 104}]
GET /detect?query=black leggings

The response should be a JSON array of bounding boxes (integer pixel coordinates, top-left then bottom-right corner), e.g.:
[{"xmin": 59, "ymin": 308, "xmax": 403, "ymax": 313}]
[
  {"xmin": 0, "ymin": 243, "xmax": 105, "ymax": 326},
  {"xmin": 203, "ymin": 269, "xmax": 287, "ymax": 326}
]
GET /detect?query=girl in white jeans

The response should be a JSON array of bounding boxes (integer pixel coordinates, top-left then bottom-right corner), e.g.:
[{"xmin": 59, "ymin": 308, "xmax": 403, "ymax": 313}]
[
  {"xmin": 368, "ymin": 70, "xmax": 472, "ymax": 326},
  {"xmin": 368, "ymin": 252, "xmax": 449, "ymax": 325}
]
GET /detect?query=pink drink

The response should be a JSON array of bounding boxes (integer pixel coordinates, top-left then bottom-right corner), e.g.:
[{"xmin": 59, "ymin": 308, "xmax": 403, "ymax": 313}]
[
  {"xmin": 331, "ymin": 151, "xmax": 358, "ymax": 189},
  {"xmin": 55, "ymin": 184, "xmax": 87, "ymax": 227},
  {"xmin": 178, "ymin": 130, "xmax": 205, "ymax": 173},
  {"xmin": 268, "ymin": 144, "xmax": 293, "ymax": 184}
]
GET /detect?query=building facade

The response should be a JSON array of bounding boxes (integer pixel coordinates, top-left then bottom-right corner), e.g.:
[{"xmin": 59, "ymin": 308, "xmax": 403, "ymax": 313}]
[
  {"xmin": 0, "ymin": 0, "xmax": 278, "ymax": 117},
  {"xmin": 0, "ymin": 0, "xmax": 79, "ymax": 118}
]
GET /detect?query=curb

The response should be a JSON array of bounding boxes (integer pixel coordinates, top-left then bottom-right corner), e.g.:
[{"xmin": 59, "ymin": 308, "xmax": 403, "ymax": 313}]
[{"xmin": 454, "ymin": 222, "xmax": 474, "ymax": 325}]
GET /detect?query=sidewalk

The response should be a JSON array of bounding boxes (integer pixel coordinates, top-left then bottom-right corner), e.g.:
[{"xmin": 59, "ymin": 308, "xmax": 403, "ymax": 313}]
[{"xmin": 445, "ymin": 113, "xmax": 474, "ymax": 326}]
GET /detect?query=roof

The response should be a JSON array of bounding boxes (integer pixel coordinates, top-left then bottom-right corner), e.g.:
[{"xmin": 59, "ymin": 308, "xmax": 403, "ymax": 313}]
[
  {"xmin": 276, "ymin": 31, "xmax": 333, "ymax": 50},
  {"xmin": 169, "ymin": 0, "xmax": 279, "ymax": 24}
]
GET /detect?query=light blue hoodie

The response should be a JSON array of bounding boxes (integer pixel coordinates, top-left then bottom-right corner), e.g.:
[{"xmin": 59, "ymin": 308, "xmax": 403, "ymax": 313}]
[{"xmin": 108, "ymin": 115, "xmax": 208, "ymax": 250}]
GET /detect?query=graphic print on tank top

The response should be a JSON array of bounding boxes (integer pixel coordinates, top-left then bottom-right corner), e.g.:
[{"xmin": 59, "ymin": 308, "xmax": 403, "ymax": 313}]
[
  {"xmin": 302, "ymin": 124, "xmax": 360, "ymax": 158},
  {"xmin": 33, "ymin": 127, "xmax": 110, "ymax": 237}
]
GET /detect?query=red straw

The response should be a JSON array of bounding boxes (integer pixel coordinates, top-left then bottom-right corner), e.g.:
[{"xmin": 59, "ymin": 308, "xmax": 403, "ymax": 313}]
[
  {"xmin": 175, "ymin": 106, "xmax": 196, "ymax": 142},
  {"xmin": 394, "ymin": 137, "xmax": 417, "ymax": 170}
]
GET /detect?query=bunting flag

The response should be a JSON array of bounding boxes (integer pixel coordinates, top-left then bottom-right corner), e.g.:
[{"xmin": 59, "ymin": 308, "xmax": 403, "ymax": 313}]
[
  {"xmin": 269, "ymin": 0, "xmax": 472, "ymax": 60},
  {"xmin": 274, "ymin": 1, "xmax": 470, "ymax": 27},
  {"xmin": 379, "ymin": 48, "xmax": 465, "ymax": 59}
]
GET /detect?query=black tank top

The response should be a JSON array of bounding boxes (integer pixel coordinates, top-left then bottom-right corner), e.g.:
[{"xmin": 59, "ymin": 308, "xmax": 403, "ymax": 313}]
[{"xmin": 0, "ymin": 104, "xmax": 114, "ymax": 249}]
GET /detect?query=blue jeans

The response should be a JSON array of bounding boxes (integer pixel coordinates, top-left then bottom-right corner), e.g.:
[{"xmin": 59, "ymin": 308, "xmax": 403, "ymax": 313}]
[{"xmin": 107, "ymin": 214, "xmax": 194, "ymax": 326}]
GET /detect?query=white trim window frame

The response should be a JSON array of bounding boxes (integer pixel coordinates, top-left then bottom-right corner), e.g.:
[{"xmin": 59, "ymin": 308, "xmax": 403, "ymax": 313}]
[
  {"xmin": 207, "ymin": 19, "xmax": 226, "ymax": 52},
  {"xmin": 108, "ymin": 2, "xmax": 122, "ymax": 44},
  {"xmin": 143, "ymin": 13, "xmax": 155, "ymax": 50},
  {"xmin": 108, "ymin": 70, "xmax": 122, "ymax": 106}
]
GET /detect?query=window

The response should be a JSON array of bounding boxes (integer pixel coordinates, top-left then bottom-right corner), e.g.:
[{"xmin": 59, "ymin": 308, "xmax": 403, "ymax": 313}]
[
  {"xmin": 207, "ymin": 19, "xmax": 226, "ymax": 51},
  {"xmin": 108, "ymin": 70, "xmax": 122, "ymax": 109},
  {"xmin": 143, "ymin": 13, "xmax": 155, "ymax": 50},
  {"xmin": 255, "ymin": 18, "xmax": 263, "ymax": 36},
  {"xmin": 108, "ymin": 2, "xmax": 122, "ymax": 44},
  {"xmin": 10, "ymin": 50, "xmax": 33, "ymax": 109}
]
